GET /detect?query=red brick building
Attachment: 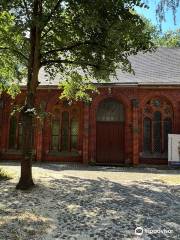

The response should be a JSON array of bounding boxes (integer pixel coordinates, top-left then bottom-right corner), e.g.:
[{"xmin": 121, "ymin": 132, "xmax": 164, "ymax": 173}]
[{"xmin": 0, "ymin": 48, "xmax": 180, "ymax": 165}]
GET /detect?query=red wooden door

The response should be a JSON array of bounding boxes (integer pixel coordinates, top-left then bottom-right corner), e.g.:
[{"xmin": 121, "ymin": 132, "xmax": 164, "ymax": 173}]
[{"xmin": 96, "ymin": 122, "xmax": 124, "ymax": 164}]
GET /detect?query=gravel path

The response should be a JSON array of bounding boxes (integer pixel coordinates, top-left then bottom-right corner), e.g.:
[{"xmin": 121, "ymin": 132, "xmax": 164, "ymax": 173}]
[{"xmin": 0, "ymin": 162, "xmax": 180, "ymax": 240}]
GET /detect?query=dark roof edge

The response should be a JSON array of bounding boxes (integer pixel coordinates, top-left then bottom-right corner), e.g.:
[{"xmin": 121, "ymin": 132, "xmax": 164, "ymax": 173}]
[{"xmin": 20, "ymin": 82, "xmax": 180, "ymax": 90}]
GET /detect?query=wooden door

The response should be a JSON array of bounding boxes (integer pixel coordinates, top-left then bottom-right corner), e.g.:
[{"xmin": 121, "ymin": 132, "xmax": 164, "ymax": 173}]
[{"xmin": 96, "ymin": 122, "xmax": 124, "ymax": 164}]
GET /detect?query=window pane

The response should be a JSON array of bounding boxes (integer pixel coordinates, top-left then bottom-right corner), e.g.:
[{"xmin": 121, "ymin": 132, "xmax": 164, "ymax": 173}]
[
  {"xmin": 71, "ymin": 120, "xmax": 78, "ymax": 135},
  {"xmin": 52, "ymin": 120, "xmax": 60, "ymax": 150},
  {"xmin": 163, "ymin": 118, "xmax": 172, "ymax": 152},
  {"xmin": 71, "ymin": 119, "xmax": 78, "ymax": 150},
  {"xmin": 9, "ymin": 116, "xmax": 17, "ymax": 149},
  {"xmin": 61, "ymin": 135, "xmax": 68, "ymax": 150},
  {"xmin": 71, "ymin": 136, "xmax": 78, "ymax": 149},
  {"xmin": 153, "ymin": 111, "xmax": 161, "ymax": 153},
  {"xmin": 61, "ymin": 112, "xmax": 69, "ymax": 151},
  {"xmin": 52, "ymin": 120, "xmax": 60, "ymax": 135},
  {"xmin": 52, "ymin": 136, "xmax": 59, "ymax": 150},
  {"xmin": 152, "ymin": 99, "xmax": 161, "ymax": 107},
  {"xmin": 62, "ymin": 123, "xmax": 69, "ymax": 136},
  {"xmin": 143, "ymin": 118, "xmax": 151, "ymax": 152},
  {"xmin": 97, "ymin": 99, "xmax": 124, "ymax": 122}
]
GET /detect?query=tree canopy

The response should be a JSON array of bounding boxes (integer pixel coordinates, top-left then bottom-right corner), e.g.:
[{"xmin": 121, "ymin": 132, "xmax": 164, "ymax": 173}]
[
  {"xmin": 1, "ymin": 0, "xmax": 179, "ymax": 101},
  {"xmin": 0, "ymin": 0, "xmax": 155, "ymax": 102},
  {"xmin": 157, "ymin": 29, "xmax": 180, "ymax": 47},
  {"xmin": 0, "ymin": 12, "xmax": 26, "ymax": 96},
  {"xmin": 141, "ymin": 16, "xmax": 180, "ymax": 47}
]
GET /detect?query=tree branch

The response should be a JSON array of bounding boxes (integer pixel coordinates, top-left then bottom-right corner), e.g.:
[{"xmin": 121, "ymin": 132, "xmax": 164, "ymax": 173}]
[
  {"xmin": 0, "ymin": 47, "xmax": 28, "ymax": 61},
  {"xmin": 22, "ymin": 0, "xmax": 31, "ymax": 21},
  {"xmin": 41, "ymin": 25, "xmax": 53, "ymax": 39},
  {"xmin": 43, "ymin": 41, "xmax": 106, "ymax": 55},
  {"xmin": 41, "ymin": 59, "xmax": 100, "ymax": 69},
  {"xmin": 41, "ymin": 0, "xmax": 62, "ymax": 33}
]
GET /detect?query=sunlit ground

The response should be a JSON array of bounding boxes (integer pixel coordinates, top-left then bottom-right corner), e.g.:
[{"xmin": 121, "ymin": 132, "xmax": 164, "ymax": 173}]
[{"xmin": 0, "ymin": 162, "xmax": 179, "ymax": 240}]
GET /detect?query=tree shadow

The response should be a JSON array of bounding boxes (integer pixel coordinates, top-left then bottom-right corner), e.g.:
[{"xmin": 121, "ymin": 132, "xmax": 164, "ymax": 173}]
[
  {"xmin": 36, "ymin": 162, "xmax": 180, "ymax": 175},
  {"xmin": 0, "ymin": 175, "xmax": 179, "ymax": 239},
  {"xmin": 1, "ymin": 160, "xmax": 180, "ymax": 175},
  {"xmin": 0, "ymin": 180, "xmax": 53, "ymax": 240}
]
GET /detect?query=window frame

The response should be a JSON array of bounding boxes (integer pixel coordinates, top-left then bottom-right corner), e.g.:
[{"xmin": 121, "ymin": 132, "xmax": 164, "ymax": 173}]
[
  {"xmin": 142, "ymin": 98, "xmax": 173, "ymax": 158},
  {"xmin": 50, "ymin": 105, "xmax": 80, "ymax": 152}
]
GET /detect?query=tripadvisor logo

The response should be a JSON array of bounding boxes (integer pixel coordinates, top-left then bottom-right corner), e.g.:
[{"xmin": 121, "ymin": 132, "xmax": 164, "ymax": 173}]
[
  {"xmin": 135, "ymin": 227, "xmax": 143, "ymax": 236},
  {"xmin": 135, "ymin": 227, "xmax": 173, "ymax": 236}
]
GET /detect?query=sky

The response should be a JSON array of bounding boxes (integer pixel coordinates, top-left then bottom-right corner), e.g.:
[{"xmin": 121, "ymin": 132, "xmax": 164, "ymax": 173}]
[{"xmin": 136, "ymin": 1, "xmax": 180, "ymax": 32}]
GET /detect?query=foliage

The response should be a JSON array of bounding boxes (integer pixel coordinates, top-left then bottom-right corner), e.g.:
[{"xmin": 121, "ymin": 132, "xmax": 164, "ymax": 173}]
[
  {"xmin": 0, "ymin": 1, "xmax": 179, "ymax": 100},
  {"xmin": 143, "ymin": 0, "xmax": 180, "ymax": 29},
  {"xmin": 157, "ymin": 29, "xmax": 180, "ymax": 47},
  {"xmin": 59, "ymin": 72, "xmax": 98, "ymax": 103},
  {"xmin": 138, "ymin": 16, "xmax": 159, "ymax": 47},
  {"xmin": 0, "ymin": 0, "xmax": 155, "ymax": 102},
  {"xmin": 141, "ymin": 16, "xmax": 180, "ymax": 47},
  {"xmin": 0, "ymin": 12, "xmax": 27, "ymax": 97}
]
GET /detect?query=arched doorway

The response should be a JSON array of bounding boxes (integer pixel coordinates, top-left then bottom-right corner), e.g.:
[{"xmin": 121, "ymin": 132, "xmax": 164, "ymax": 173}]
[{"xmin": 96, "ymin": 98, "xmax": 125, "ymax": 164}]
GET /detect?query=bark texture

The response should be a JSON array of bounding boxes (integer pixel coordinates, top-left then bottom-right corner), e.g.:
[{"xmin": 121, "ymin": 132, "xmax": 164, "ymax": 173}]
[{"xmin": 16, "ymin": 0, "xmax": 42, "ymax": 190}]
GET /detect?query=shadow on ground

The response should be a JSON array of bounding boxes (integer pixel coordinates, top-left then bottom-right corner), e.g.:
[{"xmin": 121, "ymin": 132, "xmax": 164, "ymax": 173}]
[
  {"xmin": 1, "ymin": 160, "xmax": 179, "ymax": 175},
  {"xmin": 0, "ymin": 174, "xmax": 179, "ymax": 240}
]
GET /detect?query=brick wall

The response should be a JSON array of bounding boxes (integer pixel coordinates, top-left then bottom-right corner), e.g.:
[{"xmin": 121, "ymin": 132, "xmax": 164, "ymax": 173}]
[{"xmin": 1, "ymin": 86, "xmax": 180, "ymax": 165}]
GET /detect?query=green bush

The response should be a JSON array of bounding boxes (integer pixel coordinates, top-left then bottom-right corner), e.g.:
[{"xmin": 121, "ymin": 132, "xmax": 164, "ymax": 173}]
[{"xmin": 0, "ymin": 168, "xmax": 12, "ymax": 180}]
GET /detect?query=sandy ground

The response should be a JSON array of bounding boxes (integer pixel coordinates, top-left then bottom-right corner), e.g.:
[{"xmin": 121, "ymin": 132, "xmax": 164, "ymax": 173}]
[{"xmin": 0, "ymin": 162, "xmax": 180, "ymax": 240}]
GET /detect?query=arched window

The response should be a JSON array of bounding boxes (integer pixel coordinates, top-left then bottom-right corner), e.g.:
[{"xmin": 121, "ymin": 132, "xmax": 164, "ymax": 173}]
[
  {"xmin": 143, "ymin": 98, "xmax": 173, "ymax": 157},
  {"xmin": 51, "ymin": 106, "xmax": 79, "ymax": 152}
]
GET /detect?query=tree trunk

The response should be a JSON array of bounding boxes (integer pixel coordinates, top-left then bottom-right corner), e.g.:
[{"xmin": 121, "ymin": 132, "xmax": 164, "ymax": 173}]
[{"xmin": 16, "ymin": 0, "xmax": 42, "ymax": 190}]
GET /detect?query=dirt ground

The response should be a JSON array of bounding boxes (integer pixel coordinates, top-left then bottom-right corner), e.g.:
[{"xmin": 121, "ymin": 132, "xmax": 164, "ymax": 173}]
[{"xmin": 0, "ymin": 162, "xmax": 179, "ymax": 240}]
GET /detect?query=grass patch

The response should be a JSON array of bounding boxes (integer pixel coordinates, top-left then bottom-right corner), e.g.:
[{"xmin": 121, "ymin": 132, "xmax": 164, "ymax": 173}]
[{"xmin": 0, "ymin": 168, "xmax": 12, "ymax": 181}]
